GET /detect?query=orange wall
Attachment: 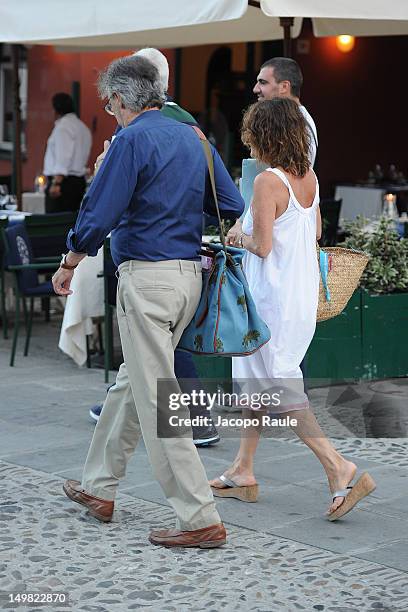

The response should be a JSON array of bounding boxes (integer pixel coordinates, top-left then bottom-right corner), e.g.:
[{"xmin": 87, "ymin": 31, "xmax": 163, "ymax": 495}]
[{"xmin": 0, "ymin": 46, "xmax": 176, "ymax": 191}]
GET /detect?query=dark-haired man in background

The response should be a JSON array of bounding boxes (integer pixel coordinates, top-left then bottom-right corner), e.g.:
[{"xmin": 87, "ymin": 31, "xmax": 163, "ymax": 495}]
[
  {"xmin": 253, "ymin": 57, "xmax": 318, "ymax": 165},
  {"xmin": 43, "ymin": 92, "xmax": 92, "ymax": 213}
]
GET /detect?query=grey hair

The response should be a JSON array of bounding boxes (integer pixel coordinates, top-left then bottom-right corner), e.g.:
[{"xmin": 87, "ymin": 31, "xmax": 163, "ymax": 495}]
[
  {"xmin": 133, "ymin": 48, "xmax": 169, "ymax": 92},
  {"xmin": 97, "ymin": 55, "xmax": 165, "ymax": 112}
]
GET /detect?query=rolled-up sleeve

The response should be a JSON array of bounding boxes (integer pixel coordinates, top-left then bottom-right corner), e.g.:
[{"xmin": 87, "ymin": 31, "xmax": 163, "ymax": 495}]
[
  {"xmin": 204, "ymin": 146, "xmax": 244, "ymax": 220},
  {"xmin": 67, "ymin": 137, "xmax": 138, "ymax": 256}
]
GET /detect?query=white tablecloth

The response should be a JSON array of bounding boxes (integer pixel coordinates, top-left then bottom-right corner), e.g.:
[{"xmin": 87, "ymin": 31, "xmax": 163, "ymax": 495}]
[
  {"xmin": 335, "ymin": 186, "xmax": 385, "ymax": 223},
  {"xmin": 58, "ymin": 248, "xmax": 104, "ymax": 366},
  {"xmin": 22, "ymin": 192, "xmax": 45, "ymax": 214}
]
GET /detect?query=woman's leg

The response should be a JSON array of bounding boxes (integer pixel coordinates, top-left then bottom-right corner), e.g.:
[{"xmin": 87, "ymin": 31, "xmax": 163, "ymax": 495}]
[
  {"xmin": 209, "ymin": 408, "xmax": 262, "ymax": 487},
  {"xmin": 285, "ymin": 408, "xmax": 357, "ymax": 514},
  {"xmin": 210, "ymin": 405, "xmax": 357, "ymax": 513}
]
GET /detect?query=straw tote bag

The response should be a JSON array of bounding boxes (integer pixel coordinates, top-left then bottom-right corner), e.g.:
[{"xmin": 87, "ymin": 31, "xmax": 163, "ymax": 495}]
[{"xmin": 317, "ymin": 246, "xmax": 369, "ymax": 322}]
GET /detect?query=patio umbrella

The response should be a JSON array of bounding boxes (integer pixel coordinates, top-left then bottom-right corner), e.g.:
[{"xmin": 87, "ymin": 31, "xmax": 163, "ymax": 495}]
[
  {"xmin": 1, "ymin": 0, "xmax": 408, "ymax": 49},
  {"xmin": 0, "ymin": 1, "xmax": 291, "ymax": 49},
  {"xmin": 260, "ymin": 1, "xmax": 408, "ymax": 37}
]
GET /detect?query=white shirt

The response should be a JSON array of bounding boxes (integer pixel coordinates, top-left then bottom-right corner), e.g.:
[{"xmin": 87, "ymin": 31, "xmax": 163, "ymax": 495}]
[
  {"xmin": 300, "ymin": 105, "xmax": 318, "ymax": 167},
  {"xmin": 43, "ymin": 113, "xmax": 92, "ymax": 177}
]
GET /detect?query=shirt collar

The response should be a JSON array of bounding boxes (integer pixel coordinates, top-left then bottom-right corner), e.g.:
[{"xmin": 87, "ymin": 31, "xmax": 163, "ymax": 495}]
[{"xmin": 127, "ymin": 109, "xmax": 162, "ymax": 128}]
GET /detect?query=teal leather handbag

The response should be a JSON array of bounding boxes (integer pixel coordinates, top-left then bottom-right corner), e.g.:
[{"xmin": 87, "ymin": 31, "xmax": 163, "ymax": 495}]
[{"xmin": 178, "ymin": 128, "xmax": 271, "ymax": 356}]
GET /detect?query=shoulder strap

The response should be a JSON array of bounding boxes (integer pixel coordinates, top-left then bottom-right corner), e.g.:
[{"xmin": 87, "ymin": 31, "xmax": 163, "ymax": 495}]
[
  {"xmin": 191, "ymin": 125, "xmax": 226, "ymax": 250},
  {"xmin": 269, "ymin": 167, "xmax": 319, "ymax": 208}
]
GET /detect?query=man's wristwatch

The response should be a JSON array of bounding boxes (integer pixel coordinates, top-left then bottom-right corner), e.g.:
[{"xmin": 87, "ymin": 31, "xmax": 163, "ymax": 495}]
[{"xmin": 60, "ymin": 254, "xmax": 78, "ymax": 270}]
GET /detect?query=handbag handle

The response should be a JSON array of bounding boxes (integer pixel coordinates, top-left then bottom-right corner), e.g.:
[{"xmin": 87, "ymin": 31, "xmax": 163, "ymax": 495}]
[{"xmin": 191, "ymin": 125, "xmax": 227, "ymax": 251}]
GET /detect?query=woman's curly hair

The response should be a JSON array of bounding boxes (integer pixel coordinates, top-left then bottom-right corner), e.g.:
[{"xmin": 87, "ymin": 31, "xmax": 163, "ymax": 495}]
[{"xmin": 241, "ymin": 98, "xmax": 311, "ymax": 177}]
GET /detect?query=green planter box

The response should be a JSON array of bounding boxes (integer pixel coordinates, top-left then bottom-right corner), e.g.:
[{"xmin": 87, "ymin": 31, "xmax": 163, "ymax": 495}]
[
  {"xmin": 307, "ymin": 291, "xmax": 362, "ymax": 381},
  {"xmin": 361, "ymin": 291, "xmax": 408, "ymax": 379},
  {"xmin": 307, "ymin": 289, "xmax": 408, "ymax": 381}
]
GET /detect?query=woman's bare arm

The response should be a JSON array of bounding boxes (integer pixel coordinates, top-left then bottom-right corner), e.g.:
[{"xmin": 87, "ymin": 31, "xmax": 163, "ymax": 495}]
[
  {"xmin": 316, "ymin": 205, "xmax": 322, "ymax": 240},
  {"xmin": 239, "ymin": 172, "xmax": 276, "ymax": 258}
]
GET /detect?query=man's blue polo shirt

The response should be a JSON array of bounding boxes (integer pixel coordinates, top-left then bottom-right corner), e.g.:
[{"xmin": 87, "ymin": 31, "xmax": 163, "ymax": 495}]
[{"xmin": 67, "ymin": 110, "xmax": 244, "ymax": 267}]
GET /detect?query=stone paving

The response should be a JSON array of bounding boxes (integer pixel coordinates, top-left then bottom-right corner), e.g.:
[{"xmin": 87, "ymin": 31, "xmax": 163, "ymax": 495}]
[
  {"xmin": 1, "ymin": 461, "xmax": 408, "ymax": 612},
  {"xmin": 1, "ymin": 316, "xmax": 408, "ymax": 611}
]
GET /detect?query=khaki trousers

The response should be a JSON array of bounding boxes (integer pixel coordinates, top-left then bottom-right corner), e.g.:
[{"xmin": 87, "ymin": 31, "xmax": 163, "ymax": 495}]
[{"xmin": 81, "ymin": 259, "xmax": 220, "ymax": 531}]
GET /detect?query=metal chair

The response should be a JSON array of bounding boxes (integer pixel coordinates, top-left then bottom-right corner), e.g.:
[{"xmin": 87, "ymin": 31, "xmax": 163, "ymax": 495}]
[
  {"xmin": 25, "ymin": 211, "xmax": 77, "ymax": 259},
  {"xmin": 24, "ymin": 212, "xmax": 77, "ymax": 322},
  {"xmin": 0, "ymin": 217, "xmax": 9, "ymax": 338},
  {"xmin": 320, "ymin": 198, "xmax": 342, "ymax": 246},
  {"xmin": 1, "ymin": 221, "xmax": 60, "ymax": 366}
]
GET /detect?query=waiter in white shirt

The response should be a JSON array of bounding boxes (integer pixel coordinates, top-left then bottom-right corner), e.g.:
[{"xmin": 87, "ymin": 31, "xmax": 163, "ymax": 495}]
[{"xmin": 43, "ymin": 93, "xmax": 92, "ymax": 213}]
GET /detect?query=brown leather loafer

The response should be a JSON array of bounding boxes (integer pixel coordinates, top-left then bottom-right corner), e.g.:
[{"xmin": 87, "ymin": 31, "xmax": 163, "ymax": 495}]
[
  {"xmin": 149, "ymin": 523, "xmax": 226, "ymax": 548},
  {"xmin": 63, "ymin": 479, "xmax": 114, "ymax": 523}
]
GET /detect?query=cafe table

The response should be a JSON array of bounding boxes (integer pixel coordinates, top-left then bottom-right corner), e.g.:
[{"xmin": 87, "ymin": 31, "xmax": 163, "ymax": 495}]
[
  {"xmin": 58, "ymin": 247, "xmax": 104, "ymax": 366},
  {"xmin": 334, "ymin": 185, "xmax": 384, "ymax": 223},
  {"xmin": 22, "ymin": 192, "xmax": 46, "ymax": 214},
  {"xmin": 335, "ymin": 184, "xmax": 408, "ymax": 224}
]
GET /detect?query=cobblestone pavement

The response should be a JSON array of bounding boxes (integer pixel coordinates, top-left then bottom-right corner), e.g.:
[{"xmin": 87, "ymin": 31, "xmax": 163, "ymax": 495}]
[{"xmin": 1, "ymin": 461, "xmax": 408, "ymax": 612}]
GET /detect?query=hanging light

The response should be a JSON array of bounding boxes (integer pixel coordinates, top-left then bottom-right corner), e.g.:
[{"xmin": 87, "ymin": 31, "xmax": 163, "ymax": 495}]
[{"xmin": 336, "ymin": 35, "xmax": 355, "ymax": 53}]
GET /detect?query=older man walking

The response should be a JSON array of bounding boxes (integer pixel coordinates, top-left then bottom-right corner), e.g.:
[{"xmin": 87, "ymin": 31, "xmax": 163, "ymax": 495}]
[
  {"xmin": 90, "ymin": 48, "xmax": 221, "ymax": 448},
  {"xmin": 53, "ymin": 56, "xmax": 244, "ymax": 548}
]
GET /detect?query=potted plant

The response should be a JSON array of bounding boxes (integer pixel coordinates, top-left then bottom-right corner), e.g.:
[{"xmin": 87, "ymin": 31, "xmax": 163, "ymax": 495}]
[
  {"xmin": 341, "ymin": 216, "xmax": 408, "ymax": 295},
  {"xmin": 342, "ymin": 216, "xmax": 408, "ymax": 378}
]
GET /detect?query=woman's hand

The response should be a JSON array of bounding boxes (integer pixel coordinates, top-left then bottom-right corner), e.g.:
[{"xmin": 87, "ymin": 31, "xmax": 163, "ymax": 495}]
[{"xmin": 226, "ymin": 219, "xmax": 243, "ymax": 246}]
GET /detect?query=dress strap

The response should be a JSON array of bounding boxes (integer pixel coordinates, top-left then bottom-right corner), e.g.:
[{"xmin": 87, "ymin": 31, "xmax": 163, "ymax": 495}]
[
  {"xmin": 267, "ymin": 167, "xmax": 319, "ymax": 210},
  {"xmin": 267, "ymin": 168, "xmax": 298, "ymax": 206},
  {"xmin": 267, "ymin": 167, "xmax": 291, "ymax": 189}
]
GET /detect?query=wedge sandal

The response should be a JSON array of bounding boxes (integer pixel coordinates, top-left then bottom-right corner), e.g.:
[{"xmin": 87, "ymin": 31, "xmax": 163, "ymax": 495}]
[
  {"xmin": 210, "ymin": 475, "xmax": 258, "ymax": 503},
  {"xmin": 328, "ymin": 472, "xmax": 376, "ymax": 521}
]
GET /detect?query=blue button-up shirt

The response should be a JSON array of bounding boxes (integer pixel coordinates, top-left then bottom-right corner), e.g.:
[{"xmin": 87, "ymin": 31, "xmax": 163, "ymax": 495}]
[{"xmin": 67, "ymin": 110, "xmax": 244, "ymax": 267}]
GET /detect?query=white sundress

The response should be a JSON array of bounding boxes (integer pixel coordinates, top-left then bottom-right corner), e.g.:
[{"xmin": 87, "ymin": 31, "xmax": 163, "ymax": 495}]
[{"xmin": 233, "ymin": 167, "xmax": 320, "ymax": 412}]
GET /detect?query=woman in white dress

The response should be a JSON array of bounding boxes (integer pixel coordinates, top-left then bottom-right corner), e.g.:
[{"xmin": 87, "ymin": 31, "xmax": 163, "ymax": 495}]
[{"xmin": 210, "ymin": 99, "xmax": 375, "ymax": 520}]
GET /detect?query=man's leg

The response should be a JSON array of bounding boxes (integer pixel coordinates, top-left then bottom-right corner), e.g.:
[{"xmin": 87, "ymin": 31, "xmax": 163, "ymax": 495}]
[
  {"xmin": 117, "ymin": 260, "xmax": 220, "ymax": 530},
  {"xmin": 84, "ymin": 349, "xmax": 218, "ymax": 495},
  {"xmin": 81, "ymin": 361, "xmax": 140, "ymax": 500},
  {"xmin": 174, "ymin": 349, "xmax": 220, "ymax": 446}
]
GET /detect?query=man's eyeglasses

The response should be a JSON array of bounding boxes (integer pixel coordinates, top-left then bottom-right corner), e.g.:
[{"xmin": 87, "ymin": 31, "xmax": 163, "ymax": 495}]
[{"xmin": 104, "ymin": 101, "xmax": 115, "ymax": 116}]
